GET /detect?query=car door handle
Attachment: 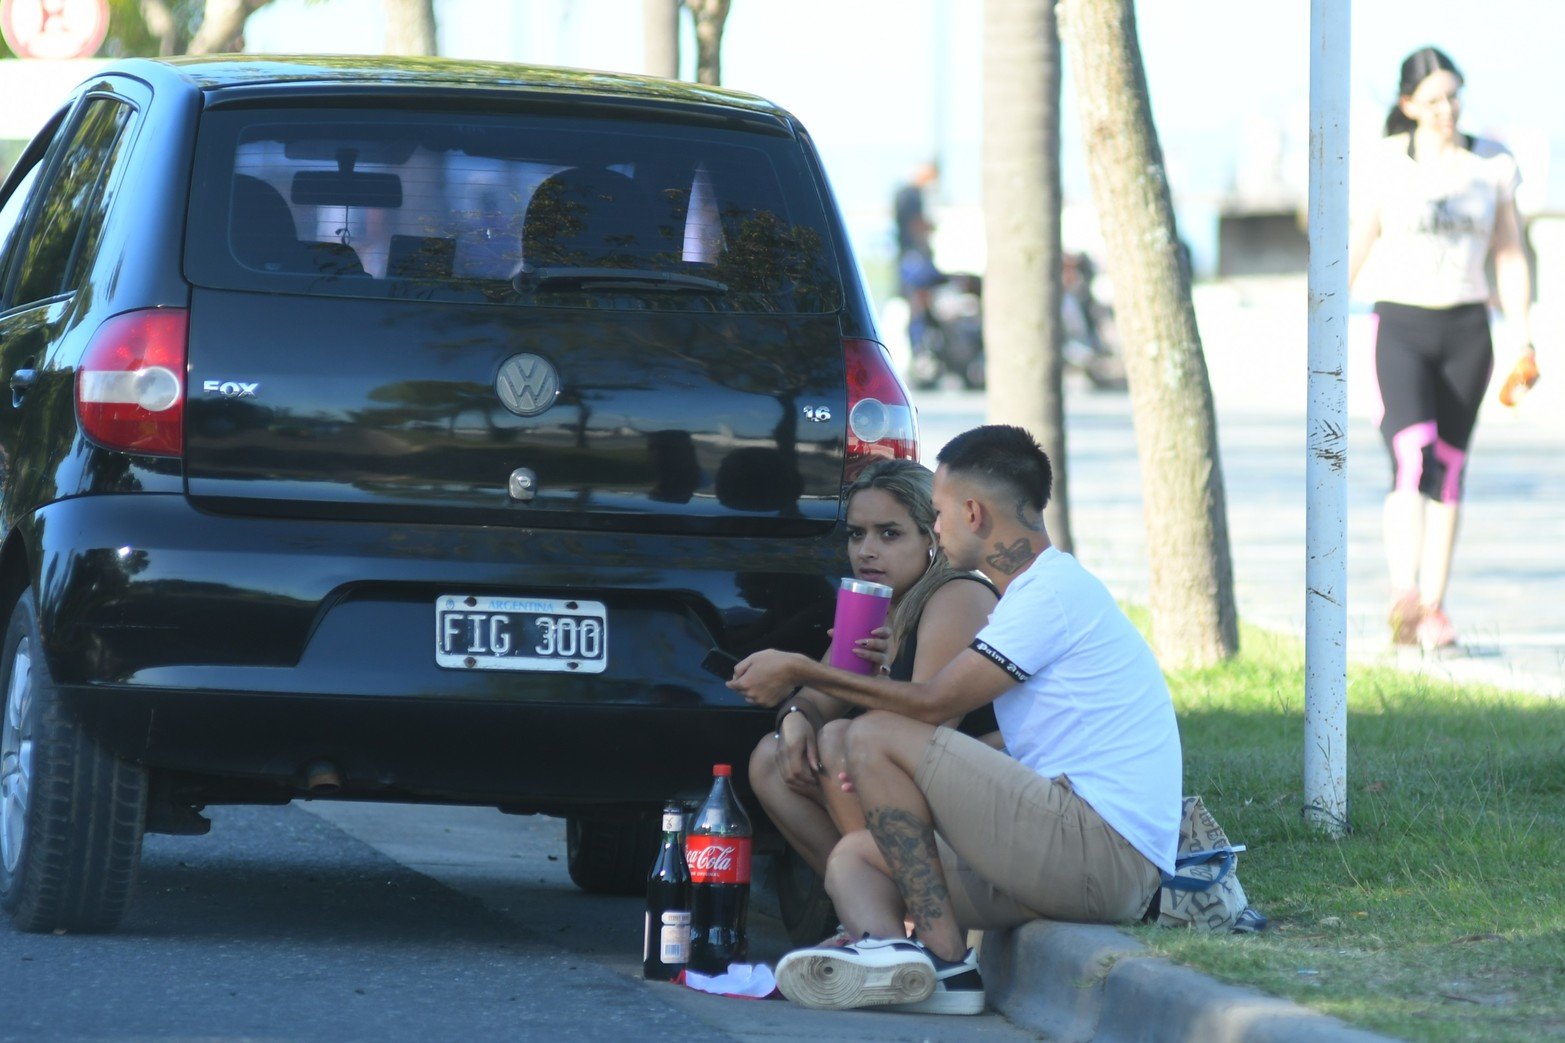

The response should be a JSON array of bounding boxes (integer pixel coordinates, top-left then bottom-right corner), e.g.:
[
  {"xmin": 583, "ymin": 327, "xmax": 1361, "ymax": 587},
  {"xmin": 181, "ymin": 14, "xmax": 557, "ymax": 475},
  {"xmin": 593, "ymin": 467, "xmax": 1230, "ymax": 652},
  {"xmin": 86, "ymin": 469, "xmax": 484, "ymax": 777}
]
[{"xmin": 10, "ymin": 367, "xmax": 36, "ymax": 406}]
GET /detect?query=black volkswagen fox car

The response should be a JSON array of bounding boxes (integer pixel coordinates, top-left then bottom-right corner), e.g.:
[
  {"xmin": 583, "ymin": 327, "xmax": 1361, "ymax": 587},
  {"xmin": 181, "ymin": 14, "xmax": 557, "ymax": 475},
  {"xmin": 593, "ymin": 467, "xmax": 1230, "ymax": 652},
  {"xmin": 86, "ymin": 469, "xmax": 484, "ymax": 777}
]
[{"xmin": 0, "ymin": 56, "xmax": 917, "ymax": 932}]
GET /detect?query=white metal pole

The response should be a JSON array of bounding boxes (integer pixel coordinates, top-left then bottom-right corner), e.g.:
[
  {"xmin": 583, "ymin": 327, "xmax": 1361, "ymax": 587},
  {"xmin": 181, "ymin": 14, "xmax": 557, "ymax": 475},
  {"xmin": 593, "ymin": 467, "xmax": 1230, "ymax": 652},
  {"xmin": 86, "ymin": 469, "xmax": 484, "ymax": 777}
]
[{"xmin": 1305, "ymin": 0, "xmax": 1350, "ymax": 837}]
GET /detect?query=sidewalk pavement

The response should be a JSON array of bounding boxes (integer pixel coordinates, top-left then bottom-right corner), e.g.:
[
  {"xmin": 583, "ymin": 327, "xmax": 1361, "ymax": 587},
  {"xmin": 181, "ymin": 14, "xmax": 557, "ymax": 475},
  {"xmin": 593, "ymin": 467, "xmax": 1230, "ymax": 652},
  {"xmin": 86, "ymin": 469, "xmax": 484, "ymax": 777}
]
[
  {"xmin": 979, "ymin": 921, "xmax": 1392, "ymax": 1042},
  {"xmin": 910, "ymin": 274, "xmax": 1563, "ymax": 1040}
]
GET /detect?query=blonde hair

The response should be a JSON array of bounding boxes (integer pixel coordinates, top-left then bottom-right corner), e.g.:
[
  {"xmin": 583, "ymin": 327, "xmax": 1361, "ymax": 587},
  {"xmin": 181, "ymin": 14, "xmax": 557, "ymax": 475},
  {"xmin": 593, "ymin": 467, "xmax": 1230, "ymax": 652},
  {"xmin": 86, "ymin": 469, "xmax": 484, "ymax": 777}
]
[{"xmin": 844, "ymin": 458, "xmax": 964, "ymax": 654}]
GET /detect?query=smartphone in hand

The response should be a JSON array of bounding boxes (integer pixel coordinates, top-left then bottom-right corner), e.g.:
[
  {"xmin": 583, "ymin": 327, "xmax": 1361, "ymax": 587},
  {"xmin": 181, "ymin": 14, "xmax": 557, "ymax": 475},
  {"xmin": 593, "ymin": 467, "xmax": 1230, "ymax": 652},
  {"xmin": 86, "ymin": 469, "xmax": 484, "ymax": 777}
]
[{"xmin": 700, "ymin": 647, "xmax": 741, "ymax": 680}]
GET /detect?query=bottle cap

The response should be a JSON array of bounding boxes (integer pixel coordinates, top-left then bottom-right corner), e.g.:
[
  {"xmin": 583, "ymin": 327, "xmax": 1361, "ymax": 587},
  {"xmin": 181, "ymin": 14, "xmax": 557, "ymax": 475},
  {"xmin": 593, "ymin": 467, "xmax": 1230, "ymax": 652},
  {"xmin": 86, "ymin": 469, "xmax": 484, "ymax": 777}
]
[{"xmin": 712, "ymin": 763, "xmax": 731, "ymax": 777}]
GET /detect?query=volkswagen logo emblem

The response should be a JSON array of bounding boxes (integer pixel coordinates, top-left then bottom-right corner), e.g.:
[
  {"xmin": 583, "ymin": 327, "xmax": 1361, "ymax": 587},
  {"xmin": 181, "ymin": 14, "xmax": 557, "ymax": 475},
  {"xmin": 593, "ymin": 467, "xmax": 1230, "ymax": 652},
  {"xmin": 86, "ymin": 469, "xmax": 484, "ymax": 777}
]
[{"xmin": 495, "ymin": 354, "xmax": 560, "ymax": 417}]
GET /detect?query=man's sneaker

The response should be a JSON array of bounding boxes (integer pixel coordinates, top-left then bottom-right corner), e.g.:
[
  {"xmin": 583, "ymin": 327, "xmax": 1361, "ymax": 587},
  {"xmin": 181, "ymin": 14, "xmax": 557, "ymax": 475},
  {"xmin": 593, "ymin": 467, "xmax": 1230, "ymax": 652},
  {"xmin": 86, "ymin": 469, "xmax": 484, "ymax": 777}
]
[
  {"xmin": 881, "ymin": 943, "xmax": 985, "ymax": 1015},
  {"xmin": 774, "ymin": 936, "xmax": 936, "ymax": 1010}
]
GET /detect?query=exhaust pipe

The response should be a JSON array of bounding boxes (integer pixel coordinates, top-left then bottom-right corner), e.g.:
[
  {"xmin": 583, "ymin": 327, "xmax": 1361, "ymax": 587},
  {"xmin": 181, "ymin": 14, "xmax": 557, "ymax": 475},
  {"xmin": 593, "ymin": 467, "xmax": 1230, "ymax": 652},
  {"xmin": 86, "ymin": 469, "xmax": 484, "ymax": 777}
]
[{"xmin": 304, "ymin": 759, "xmax": 343, "ymax": 796}]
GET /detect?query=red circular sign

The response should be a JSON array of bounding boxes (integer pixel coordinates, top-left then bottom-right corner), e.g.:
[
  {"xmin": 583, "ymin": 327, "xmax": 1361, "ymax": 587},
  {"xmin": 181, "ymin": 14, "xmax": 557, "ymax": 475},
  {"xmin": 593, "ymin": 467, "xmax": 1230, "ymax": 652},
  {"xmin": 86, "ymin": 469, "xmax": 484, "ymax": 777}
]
[{"xmin": 1, "ymin": 0, "xmax": 110, "ymax": 60}]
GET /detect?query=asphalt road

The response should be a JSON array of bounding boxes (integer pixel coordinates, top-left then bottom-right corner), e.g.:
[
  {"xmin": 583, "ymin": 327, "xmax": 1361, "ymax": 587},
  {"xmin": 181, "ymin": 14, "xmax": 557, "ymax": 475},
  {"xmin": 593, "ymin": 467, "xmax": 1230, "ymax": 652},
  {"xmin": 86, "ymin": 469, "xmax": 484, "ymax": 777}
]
[{"xmin": 0, "ymin": 801, "xmax": 1041, "ymax": 1042}]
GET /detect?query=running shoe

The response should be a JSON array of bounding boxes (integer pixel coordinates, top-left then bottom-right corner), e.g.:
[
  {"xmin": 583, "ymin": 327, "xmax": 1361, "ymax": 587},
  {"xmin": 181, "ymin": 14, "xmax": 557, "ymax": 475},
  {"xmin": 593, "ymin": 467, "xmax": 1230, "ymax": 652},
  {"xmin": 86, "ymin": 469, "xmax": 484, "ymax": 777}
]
[
  {"xmin": 1389, "ymin": 591, "xmax": 1422, "ymax": 646},
  {"xmin": 774, "ymin": 936, "xmax": 936, "ymax": 1010},
  {"xmin": 1417, "ymin": 607, "xmax": 1458, "ymax": 650}
]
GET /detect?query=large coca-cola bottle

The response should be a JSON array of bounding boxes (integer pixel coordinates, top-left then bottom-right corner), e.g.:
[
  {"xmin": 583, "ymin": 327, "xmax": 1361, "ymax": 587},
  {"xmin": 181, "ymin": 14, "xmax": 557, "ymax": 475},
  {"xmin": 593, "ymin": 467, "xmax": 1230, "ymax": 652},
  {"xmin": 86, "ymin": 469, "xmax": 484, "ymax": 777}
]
[
  {"xmin": 685, "ymin": 763, "xmax": 752, "ymax": 973},
  {"xmin": 643, "ymin": 802, "xmax": 691, "ymax": 981}
]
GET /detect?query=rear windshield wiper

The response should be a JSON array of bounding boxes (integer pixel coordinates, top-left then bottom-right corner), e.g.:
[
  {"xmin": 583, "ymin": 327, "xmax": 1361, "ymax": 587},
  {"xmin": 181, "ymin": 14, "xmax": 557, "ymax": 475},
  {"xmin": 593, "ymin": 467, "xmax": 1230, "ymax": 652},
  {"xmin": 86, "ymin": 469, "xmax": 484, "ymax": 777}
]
[{"xmin": 514, "ymin": 266, "xmax": 729, "ymax": 294}]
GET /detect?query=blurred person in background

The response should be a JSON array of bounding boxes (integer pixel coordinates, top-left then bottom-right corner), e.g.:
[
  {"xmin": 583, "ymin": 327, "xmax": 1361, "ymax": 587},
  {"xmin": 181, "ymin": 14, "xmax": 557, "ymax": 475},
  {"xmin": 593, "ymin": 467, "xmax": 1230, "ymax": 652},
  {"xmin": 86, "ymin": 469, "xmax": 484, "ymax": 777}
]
[
  {"xmin": 1348, "ymin": 46, "xmax": 1534, "ymax": 650},
  {"xmin": 893, "ymin": 159, "xmax": 940, "ymax": 261},
  {"xmin": 893, "ymin": 161, "xmax": 947, "ymax": 362}
]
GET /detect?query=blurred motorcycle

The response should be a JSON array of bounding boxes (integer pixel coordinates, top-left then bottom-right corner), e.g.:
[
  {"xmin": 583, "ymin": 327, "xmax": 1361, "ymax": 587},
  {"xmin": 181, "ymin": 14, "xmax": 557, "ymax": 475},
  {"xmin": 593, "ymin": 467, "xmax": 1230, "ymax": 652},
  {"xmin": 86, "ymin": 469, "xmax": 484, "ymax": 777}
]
[
  {"xmin": 909, "ymin": 272, "xmax": 985, "ymax": 390},
  {"xmin": 903, "ymin": 251, "xmax": 1125, "ymax": 392},
  {"xmin": 1060, "ymin": 251, "xmax": 1126, "ymax": 391}
]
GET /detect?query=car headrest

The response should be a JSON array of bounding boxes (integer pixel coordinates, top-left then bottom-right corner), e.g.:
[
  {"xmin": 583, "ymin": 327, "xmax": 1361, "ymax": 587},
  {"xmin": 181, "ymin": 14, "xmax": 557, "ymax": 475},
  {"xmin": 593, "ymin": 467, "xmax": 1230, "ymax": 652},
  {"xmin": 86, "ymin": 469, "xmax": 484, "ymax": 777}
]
[
  {"xmin": 522, "ymin": 167, "xmax": 663, "ymax": 268},
  {"xmin": 230, "ymin": 175, "xmax": 305, "ymax": 270}
]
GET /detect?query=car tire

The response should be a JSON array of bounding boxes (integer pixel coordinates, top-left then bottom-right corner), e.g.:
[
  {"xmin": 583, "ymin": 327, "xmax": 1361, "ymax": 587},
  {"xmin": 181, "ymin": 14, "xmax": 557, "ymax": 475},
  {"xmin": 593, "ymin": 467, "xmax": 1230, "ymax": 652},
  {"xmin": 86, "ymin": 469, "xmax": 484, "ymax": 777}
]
[
  {"xmin": 565, "ymin": 812, "xmax": 660, "ymax": 896},
  {"xmin": 0, "ymin": 588, "xmax": 147, "ymax": 933},
  {"xmin": 774, "ymin": 844, "xmax": 838, "ymax": 946}
]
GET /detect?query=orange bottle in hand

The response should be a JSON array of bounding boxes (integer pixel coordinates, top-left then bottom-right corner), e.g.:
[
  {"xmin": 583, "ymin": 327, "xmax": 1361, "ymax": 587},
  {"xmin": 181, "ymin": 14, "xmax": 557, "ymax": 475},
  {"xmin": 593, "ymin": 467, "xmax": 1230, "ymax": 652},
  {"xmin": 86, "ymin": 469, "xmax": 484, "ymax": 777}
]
[{"xmin": 1499, "ymin": 351, "xmax": 1540, "ymax": 407}]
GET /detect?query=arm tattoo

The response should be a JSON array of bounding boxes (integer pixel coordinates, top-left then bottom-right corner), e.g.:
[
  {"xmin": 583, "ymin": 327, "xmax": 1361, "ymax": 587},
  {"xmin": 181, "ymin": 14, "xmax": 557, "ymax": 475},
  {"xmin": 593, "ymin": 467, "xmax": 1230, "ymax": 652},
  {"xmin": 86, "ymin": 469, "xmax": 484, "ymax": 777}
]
[
  {"xmin": 1015, "ymin": 499, "xmax": 1045, "ymax": 533},
  {"xmin": 864, "ymin": 807, "xmax": 950, "ymax": 933},
  {"xmin": 985, "ymin": 537, "xmax": 1036, "ymax": 575}
]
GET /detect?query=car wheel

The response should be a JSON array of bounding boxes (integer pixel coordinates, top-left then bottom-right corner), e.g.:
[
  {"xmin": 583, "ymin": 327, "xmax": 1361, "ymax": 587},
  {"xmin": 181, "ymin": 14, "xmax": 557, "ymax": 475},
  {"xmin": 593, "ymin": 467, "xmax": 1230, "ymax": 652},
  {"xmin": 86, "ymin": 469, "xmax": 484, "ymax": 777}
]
[
  {"xmin": 774, "ymin": 845, "xmax": 838, "ymax": 946},
  {"xmin": 564, "ymin": 812, "xmax": 660, "ymax": 896},
  {"xmin": 0, "ymin": 588, "xmax": 147, "ymax": 933}
]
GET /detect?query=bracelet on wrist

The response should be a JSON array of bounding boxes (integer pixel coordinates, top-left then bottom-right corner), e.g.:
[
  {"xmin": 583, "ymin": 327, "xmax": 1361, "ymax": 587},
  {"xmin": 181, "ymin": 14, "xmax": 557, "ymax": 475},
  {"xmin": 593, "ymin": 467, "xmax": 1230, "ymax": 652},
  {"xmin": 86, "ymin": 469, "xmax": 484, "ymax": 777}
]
[{"xmin": 773, "ymin": 689, "xmax": 817, "ymax": 732}]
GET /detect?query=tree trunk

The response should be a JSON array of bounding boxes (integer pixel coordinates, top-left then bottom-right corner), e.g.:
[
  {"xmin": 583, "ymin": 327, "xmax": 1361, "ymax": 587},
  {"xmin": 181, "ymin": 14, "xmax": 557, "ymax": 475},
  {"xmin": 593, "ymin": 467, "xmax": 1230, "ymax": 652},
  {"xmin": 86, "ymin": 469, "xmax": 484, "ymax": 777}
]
[
  {"xmin": 187, "ymin": 0, "xmax": 272, "ymax": 55},
  {"xmin": 1058, "ymin": 0, "xmax": 1238, "ymax": 667},
  {"xmin": 644, "ymin": 0, "xmax": 680, "ymax": 79},
  {"xmin": 684, "ymin": 0, "xmax": 729, "ymax": 86},
  {"xmin": 981, "ymin": 0, "xmax": 1071, "ymax": 552},
  {"xmin": 139, "ymin": 0, "xmax": 181, "ymax": 56},
  {"xmin": 384, "ymin": 0, "xmax": 438, "ymax": 57}
]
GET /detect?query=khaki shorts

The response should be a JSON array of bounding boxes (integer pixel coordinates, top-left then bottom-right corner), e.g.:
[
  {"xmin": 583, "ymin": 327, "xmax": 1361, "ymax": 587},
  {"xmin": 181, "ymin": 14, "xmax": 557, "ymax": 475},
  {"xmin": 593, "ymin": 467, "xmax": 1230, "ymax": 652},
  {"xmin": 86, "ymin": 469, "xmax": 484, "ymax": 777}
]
[{"xmin": 914, "ymin": 726, "xmax": 1160, "ymax": 929}]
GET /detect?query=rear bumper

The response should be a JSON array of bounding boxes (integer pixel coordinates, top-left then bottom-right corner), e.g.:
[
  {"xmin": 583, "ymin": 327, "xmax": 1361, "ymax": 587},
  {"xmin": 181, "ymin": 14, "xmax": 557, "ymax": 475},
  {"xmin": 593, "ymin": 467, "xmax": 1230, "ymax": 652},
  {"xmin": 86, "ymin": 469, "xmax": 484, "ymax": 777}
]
[
  {"xmin": 63, "ymin": 686, "xmax": 773, "ymax": 812},
  {"xmin": 28, "ymin": 493, "xmax": 838, "ymax": 805}
]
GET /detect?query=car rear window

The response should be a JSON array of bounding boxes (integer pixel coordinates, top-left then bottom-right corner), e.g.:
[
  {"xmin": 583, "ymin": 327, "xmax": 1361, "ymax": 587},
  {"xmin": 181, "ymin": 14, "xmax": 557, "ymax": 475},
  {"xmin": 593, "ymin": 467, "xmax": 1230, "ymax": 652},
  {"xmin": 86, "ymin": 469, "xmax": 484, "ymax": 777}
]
[{"xmin": 183, "ymin": 105, "xmax": 843, "ymax": 313}]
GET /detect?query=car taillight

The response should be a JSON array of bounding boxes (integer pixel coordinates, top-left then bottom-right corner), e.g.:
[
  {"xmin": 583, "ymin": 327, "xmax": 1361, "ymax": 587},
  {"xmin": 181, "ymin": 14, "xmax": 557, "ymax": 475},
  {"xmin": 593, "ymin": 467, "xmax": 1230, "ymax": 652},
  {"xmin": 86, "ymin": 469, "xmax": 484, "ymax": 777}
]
[
  {"xmin": 843, "ymin": 337, "xmax": 918, "ymax": 480},
  {"xmin": 76, "ymin": 308, "xmax": 188, "ymax": 458}
]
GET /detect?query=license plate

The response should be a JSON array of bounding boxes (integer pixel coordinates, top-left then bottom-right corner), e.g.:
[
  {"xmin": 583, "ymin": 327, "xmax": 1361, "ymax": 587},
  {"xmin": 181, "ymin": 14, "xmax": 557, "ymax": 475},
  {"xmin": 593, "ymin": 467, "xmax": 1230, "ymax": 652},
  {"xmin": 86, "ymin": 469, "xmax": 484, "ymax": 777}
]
[{"xmin": 436, "ymin": 595, "xmax": 608, "ymax": 672}]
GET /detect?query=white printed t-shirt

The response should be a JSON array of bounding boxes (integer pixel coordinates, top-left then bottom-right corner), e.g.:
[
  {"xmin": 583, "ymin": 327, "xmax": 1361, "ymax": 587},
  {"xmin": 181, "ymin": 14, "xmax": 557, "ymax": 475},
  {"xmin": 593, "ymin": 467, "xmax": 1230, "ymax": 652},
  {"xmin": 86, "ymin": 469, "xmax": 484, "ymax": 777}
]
[
  {"xmin": 971, "ymin": 547, "xmax": 1181, "ymax": 875},
  {"xmin": 1362, "ymin": 133, "xmax": 1520, "ymax": 308}
]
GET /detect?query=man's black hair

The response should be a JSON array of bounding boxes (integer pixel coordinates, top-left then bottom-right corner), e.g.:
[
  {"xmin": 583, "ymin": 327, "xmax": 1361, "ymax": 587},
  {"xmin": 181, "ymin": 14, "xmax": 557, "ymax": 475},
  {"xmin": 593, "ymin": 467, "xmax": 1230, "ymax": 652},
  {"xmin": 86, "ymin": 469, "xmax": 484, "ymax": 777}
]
[{"xmin": 935, "ymin": 424, "xmax": 1053, "ymax": 512}]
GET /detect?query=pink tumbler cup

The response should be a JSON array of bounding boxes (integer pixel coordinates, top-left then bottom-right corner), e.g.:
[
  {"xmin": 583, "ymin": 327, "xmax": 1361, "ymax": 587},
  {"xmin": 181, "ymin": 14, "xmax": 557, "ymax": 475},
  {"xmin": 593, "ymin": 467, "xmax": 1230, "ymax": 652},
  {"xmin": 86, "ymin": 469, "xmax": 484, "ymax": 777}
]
[{"xmin": 829, "ymin": 578, "xmax": 894, "ymax": 674}]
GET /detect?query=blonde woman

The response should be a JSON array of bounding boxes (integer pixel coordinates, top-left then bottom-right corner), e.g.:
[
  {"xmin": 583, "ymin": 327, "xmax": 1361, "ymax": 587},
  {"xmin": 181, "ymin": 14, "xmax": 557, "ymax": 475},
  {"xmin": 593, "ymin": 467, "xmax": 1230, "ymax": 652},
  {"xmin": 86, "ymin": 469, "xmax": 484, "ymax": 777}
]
[{"xmin": 747, "ymin": 458, "xmax": 997, "ymax": 941}]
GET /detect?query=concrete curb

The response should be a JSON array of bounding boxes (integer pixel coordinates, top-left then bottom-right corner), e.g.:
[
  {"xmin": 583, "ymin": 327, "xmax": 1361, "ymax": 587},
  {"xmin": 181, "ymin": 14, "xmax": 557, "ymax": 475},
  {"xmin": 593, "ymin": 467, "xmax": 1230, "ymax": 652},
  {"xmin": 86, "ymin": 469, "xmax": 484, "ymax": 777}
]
[{"xmin": 979, "ymin": 920, "xmax": 1397, "ymax": 1042}]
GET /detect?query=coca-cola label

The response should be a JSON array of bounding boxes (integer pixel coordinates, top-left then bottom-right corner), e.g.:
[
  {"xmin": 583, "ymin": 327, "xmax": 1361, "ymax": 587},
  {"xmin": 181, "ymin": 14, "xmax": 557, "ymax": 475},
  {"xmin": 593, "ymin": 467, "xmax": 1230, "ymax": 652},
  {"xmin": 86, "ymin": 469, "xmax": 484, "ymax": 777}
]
[{"xmin": 684, "ymin": 835, "xmax": 752, "ymax": 884}]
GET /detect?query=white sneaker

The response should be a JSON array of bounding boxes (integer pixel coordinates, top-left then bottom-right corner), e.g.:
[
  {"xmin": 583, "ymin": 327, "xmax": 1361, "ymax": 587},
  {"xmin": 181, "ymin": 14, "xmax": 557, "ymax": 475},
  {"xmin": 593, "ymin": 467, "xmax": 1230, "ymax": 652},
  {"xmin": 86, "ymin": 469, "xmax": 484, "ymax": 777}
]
[
  {"xmin": 882, "ymin": 944, "xmax": 985, "ymax": 1015},
  {"xmin": 774, "ymin": 936, "xmax": 936, "ymax": 1010}
]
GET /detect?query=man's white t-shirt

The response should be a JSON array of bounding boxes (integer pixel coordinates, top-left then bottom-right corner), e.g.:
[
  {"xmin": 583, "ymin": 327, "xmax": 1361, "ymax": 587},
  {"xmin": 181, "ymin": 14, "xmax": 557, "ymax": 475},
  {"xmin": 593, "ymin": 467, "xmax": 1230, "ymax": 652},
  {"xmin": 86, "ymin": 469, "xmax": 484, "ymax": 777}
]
[
  {"xmin": 971, "ymin": 548, "xmax": 1181, "ymax": 875},
  {"xmin": 1361, "ymin": 133, "xmax": 1520, "ymax": 308}
]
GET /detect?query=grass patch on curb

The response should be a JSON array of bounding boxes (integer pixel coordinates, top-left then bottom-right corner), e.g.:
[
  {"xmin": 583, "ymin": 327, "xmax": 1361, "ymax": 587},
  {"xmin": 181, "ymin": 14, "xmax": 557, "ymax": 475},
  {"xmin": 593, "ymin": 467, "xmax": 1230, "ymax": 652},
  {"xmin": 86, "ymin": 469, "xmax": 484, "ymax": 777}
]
[{"xmin": 1128, "ymin": 624, "xmax": 1565, "ymax": 1042}]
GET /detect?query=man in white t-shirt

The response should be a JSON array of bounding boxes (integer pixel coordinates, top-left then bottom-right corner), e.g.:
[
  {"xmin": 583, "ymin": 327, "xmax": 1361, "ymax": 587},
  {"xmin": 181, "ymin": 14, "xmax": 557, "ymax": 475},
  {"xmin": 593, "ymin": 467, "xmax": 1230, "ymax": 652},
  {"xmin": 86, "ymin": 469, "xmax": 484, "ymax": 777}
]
[{"xmin": 730, "ymin": 425, "xmax": 1182, "ymax": 1015}]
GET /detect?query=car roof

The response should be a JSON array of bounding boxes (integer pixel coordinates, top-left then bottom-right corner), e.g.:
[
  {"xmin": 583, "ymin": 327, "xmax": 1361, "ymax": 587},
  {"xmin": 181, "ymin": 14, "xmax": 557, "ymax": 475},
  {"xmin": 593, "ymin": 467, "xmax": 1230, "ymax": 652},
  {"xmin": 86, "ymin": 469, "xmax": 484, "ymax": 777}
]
[{"xmin": 99, "ymin": 54, "xmax": 791, "ymax": 121}]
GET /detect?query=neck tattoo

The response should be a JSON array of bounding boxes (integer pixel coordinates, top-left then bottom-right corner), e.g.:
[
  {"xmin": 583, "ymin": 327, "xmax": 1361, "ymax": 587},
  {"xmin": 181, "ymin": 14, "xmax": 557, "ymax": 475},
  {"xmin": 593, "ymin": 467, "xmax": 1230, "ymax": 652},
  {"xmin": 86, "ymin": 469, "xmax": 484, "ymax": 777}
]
[{"xmin": 986, "ymin": 538, "xmax": 1035, "ymax": 575}]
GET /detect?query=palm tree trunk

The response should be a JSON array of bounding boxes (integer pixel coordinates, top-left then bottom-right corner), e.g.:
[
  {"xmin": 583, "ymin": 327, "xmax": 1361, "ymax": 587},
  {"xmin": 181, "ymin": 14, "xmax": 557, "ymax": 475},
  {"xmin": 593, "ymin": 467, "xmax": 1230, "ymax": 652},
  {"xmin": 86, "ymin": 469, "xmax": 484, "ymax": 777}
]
[
  {"xmin": 684, "ymin": 0, "xmax": 730, "ymax": 86},
  {"xmin": 187, "ymin": 0, "xmax": 272, "ymax": 55},
  {"xmin": 644, "ymin": 0, "xmax": 680, "ymax": 79},
  {"xmin": 982, "ymin": 0, "xmax": 1071, "ymax": 551},
  {"xmin": 1058, "ymin": 0, "xmax": 1238, "ymax": 666},
  {"xmin": 384, "ymin": 0, "xmax": 438, "ymax": 56}
]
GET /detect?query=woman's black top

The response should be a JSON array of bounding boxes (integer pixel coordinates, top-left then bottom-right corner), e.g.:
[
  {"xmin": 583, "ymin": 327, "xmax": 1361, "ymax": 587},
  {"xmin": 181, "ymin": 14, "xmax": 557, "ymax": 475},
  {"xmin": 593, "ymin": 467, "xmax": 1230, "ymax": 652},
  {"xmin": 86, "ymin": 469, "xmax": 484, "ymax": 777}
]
[{"xmin": 887, "ymin": 573, "xmax": 1000, "ymax": 738}]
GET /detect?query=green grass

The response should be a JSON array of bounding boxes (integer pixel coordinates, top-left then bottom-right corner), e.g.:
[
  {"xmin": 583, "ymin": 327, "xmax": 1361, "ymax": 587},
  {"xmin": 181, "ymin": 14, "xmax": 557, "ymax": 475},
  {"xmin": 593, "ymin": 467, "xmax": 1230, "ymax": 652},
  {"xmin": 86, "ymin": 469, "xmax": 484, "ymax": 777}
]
[{"xmin": 1131, "ymin": 623, "xmax": 1565, "ymax": 1042}]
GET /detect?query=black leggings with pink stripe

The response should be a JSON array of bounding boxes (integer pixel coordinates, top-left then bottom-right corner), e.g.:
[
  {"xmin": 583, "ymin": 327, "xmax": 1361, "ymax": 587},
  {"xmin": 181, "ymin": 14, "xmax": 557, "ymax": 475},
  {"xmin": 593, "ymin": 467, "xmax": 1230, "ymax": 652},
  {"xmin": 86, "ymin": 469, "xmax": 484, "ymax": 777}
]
[{"xmin": 1373, "ymin": 301, "xmax": 1493, "ymax": 504}]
